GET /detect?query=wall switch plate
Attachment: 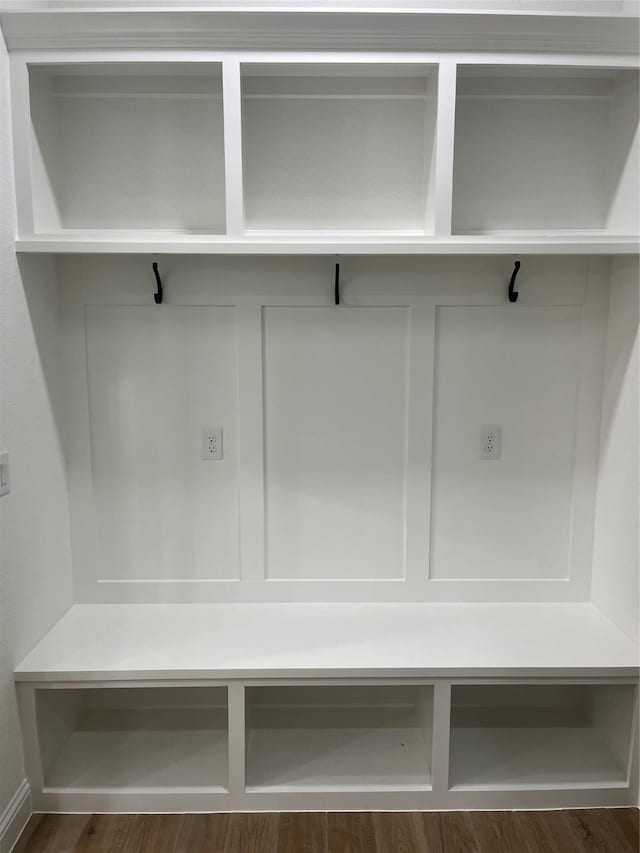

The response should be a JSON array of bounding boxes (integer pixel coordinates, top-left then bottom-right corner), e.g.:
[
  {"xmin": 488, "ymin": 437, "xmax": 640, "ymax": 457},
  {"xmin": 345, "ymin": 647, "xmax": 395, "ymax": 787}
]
[
  {"xmin": 0, "ymin": 452, "xmax": 9, "ymax": 496},
  {"xmin": 202, "ymin": 427, "xmax": 223, "ymax": 461},
  {"xmin": 481, "ymin": 427, "xmax": 502, "ymax": 460}
]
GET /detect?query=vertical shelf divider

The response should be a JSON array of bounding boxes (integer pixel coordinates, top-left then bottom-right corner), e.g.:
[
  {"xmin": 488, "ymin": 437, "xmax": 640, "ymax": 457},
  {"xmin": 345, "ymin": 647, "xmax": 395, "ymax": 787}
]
[
  {"xmin": 228, "ymin": 682, "xmax": 246, "ymax": 797},
  {"xmin": 431, "ymin": 681, "xmax": 452, "ymax": 794},
  {"xmin": 432, "ymin": 60, "xmax": 457, "ymax": 238},
  {"xmin": 222, "ymin": 58, "xmax": 245, "ymax": 237}
]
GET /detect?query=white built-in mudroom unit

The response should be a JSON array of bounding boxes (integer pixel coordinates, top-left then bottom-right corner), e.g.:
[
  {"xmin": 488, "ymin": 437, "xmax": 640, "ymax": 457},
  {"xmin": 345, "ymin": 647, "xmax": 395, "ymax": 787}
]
[{"xmin": 0, "ymin": 1, "xmax": 638, "ymax": 838}]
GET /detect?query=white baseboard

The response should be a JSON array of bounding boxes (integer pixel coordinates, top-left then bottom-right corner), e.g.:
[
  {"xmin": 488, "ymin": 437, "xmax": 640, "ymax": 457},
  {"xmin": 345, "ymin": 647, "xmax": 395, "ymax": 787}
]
[{"xmin": 0, "ymin": 781, "xmax": 31, "ymax": 853}]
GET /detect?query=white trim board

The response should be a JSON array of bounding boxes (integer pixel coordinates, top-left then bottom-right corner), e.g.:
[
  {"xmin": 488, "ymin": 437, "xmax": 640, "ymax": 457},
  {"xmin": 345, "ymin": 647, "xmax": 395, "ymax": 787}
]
[
  {"xmin": 0, "ymin": 781, "xmax": 31, "ymax": 853},
  {"xmin": 0, "ymin": 9, "xmax": 638, "ymax": 53},
  {"xmin": 14, "ymin": 235, "xmax": 640, "ymax": 255},
  {"xmin": 14, "ymin": 603, "xmax": 640, "ymax": 682}
]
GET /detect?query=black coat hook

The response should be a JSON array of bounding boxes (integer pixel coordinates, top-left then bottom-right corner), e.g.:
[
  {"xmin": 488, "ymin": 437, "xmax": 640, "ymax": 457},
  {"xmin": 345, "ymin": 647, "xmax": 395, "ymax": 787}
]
[
  {"xmin": 152, "ymin": 262, "xmax": 163, "ymax": 305},
  {"xmin": 508, "ymin": 260, "xmax": 521, "ymax": 303},
  {"xmin": 334, "ymin": 262, "xmax": 340, "ymax": 306}
]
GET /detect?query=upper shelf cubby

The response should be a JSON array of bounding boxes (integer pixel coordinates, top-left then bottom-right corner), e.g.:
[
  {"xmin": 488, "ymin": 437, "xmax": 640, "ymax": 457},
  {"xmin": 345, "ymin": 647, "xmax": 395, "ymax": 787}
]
[
  {"xmin": 28, "ymin": 63, "xmax": 226, "ymax": 234},
  {"xmin": 241, "ymin": 64, "xmax": 438, "ymax": 234},
  {"xmin": 452, "ymin": 66, "xmax": 639, "ymax": 235}
]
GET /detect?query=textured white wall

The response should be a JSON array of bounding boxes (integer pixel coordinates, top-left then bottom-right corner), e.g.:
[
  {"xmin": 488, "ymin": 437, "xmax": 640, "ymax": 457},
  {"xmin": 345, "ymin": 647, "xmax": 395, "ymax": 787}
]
[
  {"xmin": 592, "ymin": 257, "xmax": 640, "ymax": 643},
  {"xmin": 0, "ymin": 30, "xmax": 74, "ymax": 820}
]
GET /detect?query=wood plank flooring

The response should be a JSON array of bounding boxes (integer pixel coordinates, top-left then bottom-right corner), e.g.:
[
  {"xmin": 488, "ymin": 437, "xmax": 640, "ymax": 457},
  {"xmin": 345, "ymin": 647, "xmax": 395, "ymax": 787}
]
[{"xmin": 14, "ymin": 809, "xmax": 639, "ymax": 853}]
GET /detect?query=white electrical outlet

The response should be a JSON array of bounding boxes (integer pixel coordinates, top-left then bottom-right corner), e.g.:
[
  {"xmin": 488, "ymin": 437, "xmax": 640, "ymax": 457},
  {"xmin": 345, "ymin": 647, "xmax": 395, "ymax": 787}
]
[
  {"xmin": 481, "ymin": 427, "xmax": 502, "ymax": 460},
  {"xmin": 202, "ymin": 427, "xmax": 223, "ymax": 461},
  {"xmin": 0, "ymin": 452, "xmax": 9, "ymax": 496}
]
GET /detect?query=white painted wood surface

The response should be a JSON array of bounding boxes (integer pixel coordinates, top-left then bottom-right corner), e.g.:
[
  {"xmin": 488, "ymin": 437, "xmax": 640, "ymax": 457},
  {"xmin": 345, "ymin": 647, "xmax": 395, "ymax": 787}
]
[
  {"xmin": 245, "ymin": 684, "xmax": 433, "ymax": 791},
  {"xmin": 6, "ymin": 51, "xmax": 638, "ymax": 251},
  {"xmin": 85, "ymin": 305, "xmax": 241, "ymax": 582},
  {"xmin": 57, "ymin": 255, "xmax": 607, "ymax": 603},
  {"xmin": 452, "ymin": 68, "xmax": 638, "ymax": 234},
  {"xmin": 430, "ymin": 305, "xmax": 581, "ymax": 580},
  {"xmin": 38, "ymin": 685, "xmax": 229, "ymax": 791},
  {"xmin": 29, "ymin": 65, "xmax": 226, "ymax": 232},
  {"xmin": 1, "ymin": 5, "xmax": 639, "ymax": 56},
  {"xmin": 45, "ymin": 715, "xmax": 228, "ymax": 792},
  {"xmin": 263, "ymin": 306, "xmax": 409, "ymax": 580},
  {"xmin": 13, "ymin": 235, "xmax": 640, "ymax": 254},
  {"xmin": 449, "ymin": 728, "xmax": 628, "ymax": 790},
  {"xmin": 592, "ymin": 257, "xmax": 640, "ymax": 643},
  {"xmin": 14, "ymin": 603, "xmax": 639, "ymax": 681},
  {"xmin": 448, "ymin": 682, "xmax": 636, "ymax": 790},
  {"xmin": 246, "ymin": 726, "xmax": 430, "ymax": 792},
  {"xmin": 1, "ymin": 3, "xmax": 639, "ymax": 818},
  {"xmin": 242, "ymin": 65, "xmax": 436, "ymax": 232}
]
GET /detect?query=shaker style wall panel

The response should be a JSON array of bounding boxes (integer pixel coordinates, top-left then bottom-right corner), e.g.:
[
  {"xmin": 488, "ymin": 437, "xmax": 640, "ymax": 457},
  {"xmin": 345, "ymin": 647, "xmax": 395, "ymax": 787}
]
[
  {"xmin": 430, "ymin": 305, "xmax": 581, "ymax": 580},
  {"xmin": 263, "ymin": 307, "xmax": 410, "ymax": 580},
  {"xmin": 59, "ymin": 255, "xmax": 606, "ymax": 600},
  {"xmin": 85, "ymin": 305, "xmax": 240, "ymax": 581}
]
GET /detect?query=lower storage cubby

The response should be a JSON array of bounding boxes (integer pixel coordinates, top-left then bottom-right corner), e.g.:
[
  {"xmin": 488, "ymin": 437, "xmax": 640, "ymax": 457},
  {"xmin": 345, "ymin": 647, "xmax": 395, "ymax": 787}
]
[
  {"xmin": 245, "ymin": 685, "xmax": 433, "ymax": 792},
  {"xmin": 448, "ymin": 683, "xmax": 636, "ymax": 791},
  {"xmin": 37, "ymin": 686, "xmax": 229, "ymax": 792}
]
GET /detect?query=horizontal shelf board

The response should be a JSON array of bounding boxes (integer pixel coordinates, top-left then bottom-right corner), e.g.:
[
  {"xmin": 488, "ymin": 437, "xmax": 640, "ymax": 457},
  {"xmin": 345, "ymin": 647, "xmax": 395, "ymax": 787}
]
[
  {"xmin": 14, "ymin": 603, "xmax": 639, "ymax": 681},
  {"xmin": 44, "ymin": 711, "xmax": 229, "ymax": 791},
  {"xmin": 246, "ymin": 723, "xmax": 430, "ymax": 791},
  {"xmin": 449, "ymin": 726, "xmax": 628, "ymax": 791},
  {"xmin": 15, "ymin": 234, "xmax": 640, "ymax": 255}
]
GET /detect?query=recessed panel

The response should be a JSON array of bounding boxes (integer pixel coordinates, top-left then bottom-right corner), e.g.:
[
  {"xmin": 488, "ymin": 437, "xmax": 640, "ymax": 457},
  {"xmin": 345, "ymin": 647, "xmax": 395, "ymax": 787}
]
[
  {"xmin": 430, "ymin": 305, "xmax": 581, "ymax": 580},
  {"xmin": 86, "ymin": 306, "xmax": 240, "ymax": 581},
  {"xmin": 263, "ymin": 307, "xmax": 409, "ymax": 580}
]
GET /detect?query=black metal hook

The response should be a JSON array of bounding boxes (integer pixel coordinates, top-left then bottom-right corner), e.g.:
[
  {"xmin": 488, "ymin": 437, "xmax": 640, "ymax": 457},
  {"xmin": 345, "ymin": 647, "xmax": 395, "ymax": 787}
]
[
  {"xmin": 152, "ymin": 262, "xmax": 163, "ymax": 305},
  {"xmin": 334, "ymin": 262, "xmax": 340, "ymax": 306},
  {"xmin": 508, "ymin": 260, "xmax": 521, "ymax": 303}
]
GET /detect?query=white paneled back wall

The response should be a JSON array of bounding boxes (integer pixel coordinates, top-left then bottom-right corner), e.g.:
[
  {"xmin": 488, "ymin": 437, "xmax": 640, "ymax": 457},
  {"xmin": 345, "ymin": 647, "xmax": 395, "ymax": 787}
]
[{"xmin": 58, "ymin": 255, "xmax": 609, "ymax": 603}]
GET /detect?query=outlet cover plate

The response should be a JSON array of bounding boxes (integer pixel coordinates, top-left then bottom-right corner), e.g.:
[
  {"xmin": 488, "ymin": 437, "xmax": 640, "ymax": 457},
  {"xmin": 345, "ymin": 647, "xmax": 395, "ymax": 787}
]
[
  {"xmin": 481, "ymin": 426, "xmax": 502, "ymax": 460},
  {"xmin": 202, "ymin": 427, "xmax": 223, "ymax": 461},
  {"xmin": 0, "ymin": 452, "xmax": 9, "ymax": 496}
]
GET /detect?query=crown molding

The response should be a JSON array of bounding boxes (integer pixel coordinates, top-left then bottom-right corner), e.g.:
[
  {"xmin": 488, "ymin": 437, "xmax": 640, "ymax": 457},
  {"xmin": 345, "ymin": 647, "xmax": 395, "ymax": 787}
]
[{"xmin": 0, "ymin": 8, "xmax": 638, "ymax": 53}]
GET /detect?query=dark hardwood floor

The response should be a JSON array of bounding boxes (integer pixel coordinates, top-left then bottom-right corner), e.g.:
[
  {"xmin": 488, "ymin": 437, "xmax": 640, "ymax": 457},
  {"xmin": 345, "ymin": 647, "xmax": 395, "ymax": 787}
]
[{"xmin": 14, "ymin": 809, "xmax": 639, "ymax": 853}]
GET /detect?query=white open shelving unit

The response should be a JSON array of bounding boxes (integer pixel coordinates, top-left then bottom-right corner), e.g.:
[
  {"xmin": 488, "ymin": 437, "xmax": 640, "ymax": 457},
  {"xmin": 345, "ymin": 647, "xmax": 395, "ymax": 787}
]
[
  {"xmin": 9, "ymin": 50, "xmax": 639, "ymax": 253},
  {"xmin": 1, "ymin": 1, "xmax": 638, "ymax": 817},
  {"xmin": 13, "ymin": 602, "xmax": 640, "ymax": 812}
]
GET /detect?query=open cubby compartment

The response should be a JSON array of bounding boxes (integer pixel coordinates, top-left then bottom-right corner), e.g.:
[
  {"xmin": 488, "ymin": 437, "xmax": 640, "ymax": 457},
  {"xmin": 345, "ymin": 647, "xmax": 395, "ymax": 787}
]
[
  {"xmin": 28, "ymin": 63, "xmax": 226, "ymax": 233},
  {"xmin": 36, "ymin": 685, "xmax": 229, "ymax": 792},
  {"xmin": 241, "ymin": 64, "xmax": 438, "ymax": 233},
  {"xmin": 449, "ymin": 683, "xmax": 637, "ymax": 791},
  {"xmin": 245, "ymin": 684, "xmax": 434, "ymax": 792},
  {"xmin": 452, "ymin": 66, "xmax": 640, "ymax": 235}
]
